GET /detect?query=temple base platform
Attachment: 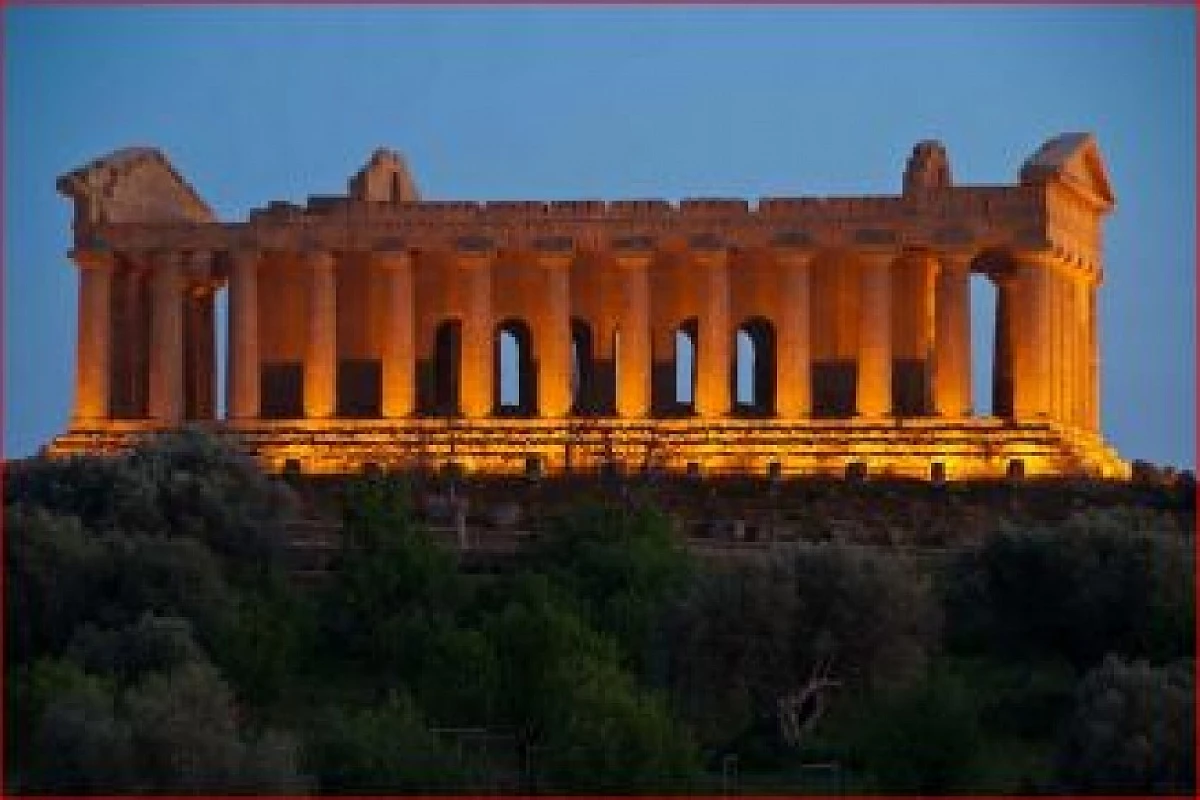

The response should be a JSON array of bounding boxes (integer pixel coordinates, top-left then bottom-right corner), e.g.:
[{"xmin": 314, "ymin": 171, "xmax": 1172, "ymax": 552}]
[{"xmin": 46, "ymin": 417, "xmax": 1129, "ymax": 482}]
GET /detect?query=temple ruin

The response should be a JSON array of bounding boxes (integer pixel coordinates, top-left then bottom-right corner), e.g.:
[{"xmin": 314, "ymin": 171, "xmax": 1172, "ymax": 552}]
[{"xmin": 46, "ymin": 134, "xmax": 1128, "ymax": 479}]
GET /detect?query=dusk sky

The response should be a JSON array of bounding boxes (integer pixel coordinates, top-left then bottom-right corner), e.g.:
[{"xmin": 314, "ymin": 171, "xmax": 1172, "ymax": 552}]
[{"xmin": 4, "ymin": 6, "xmax": 1195, "ymax": 468}]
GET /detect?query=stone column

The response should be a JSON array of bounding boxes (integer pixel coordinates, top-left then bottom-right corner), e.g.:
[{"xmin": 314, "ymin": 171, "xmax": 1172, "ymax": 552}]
[
  {"xmin": 1075, "ymin": 275, "xmax": 1094, "ymax": 429},
  {"xmin": 1012, "ymin": 253, "xmax": 1052, "ymax": 419},
  {"xmin": 1061, "ymin": 270, "xmax": 1077, "ymax": 427},
  {"xmin": 1051, "ymin": 268, "xmax": 1067, "ymax": 423},
  {"xmin": 226, "ymin": 250, "xmax": 260, "ymax": 420},
  {"xmin": 185, "ymin": 252, "xmax": 217, "ymax": 421},
  {"xmin": 71, "ymin": 248, "xmax": 114, "ymax": 423},
  {"xmin": 458, "ymin": 252, "xmax": 493, "ymax": 418},
  {"xmin": 694, "ymin": 248, "xmax": 731, "ymax": 418},
  {"xmin": 857, "ymin": 251, "xmax": 894, "ymax": 418},
  {"xmin": 536, "ymin": 252, "xmax": 574, "ymax": 418},
  {"xmin": 933, "ymin": 253, "xmax": 972, "ymax": 417},
  {"xmin": 615, "ymin": 251, "xmax": 652, "ymax": 418},
  {"xmin": 378, "ymin": 251, "xmax": 415, "ymax": 418},
  {"xmin": 775, "ymin": 249, "xmax": 812, "ymax": 418},
  {"xmin": 911, "ymin": 253, "xmax": 938, "ymax": 413},
  {"xmin": 992, "ymin": 276, "xmax": 1015, "ymax": 418},
  {"xmin": 1086, "ymin": 280, "xmax": 1100, "ymax": 431},
  {"xmin": 304, "ymin": 251, "xmax": 338, "ymax": 419},
  {"xmin": 148, "ymin": 251, "xmax": 185, "ymax": 425}
]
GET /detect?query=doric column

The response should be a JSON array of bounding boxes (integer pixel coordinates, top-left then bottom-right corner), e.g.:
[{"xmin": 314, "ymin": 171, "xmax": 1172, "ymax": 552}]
[
  {"xmin": 775, "ymin": 249, "xmax": 812, "ymax": 418},
  {"xmin": 148, "ymin": 251, "xmax": 185, "ymax": 425},
  {"xmin": 1050, "ymin": 268, "xmax": 1066, "ymax": 423},
  {"xmin": 536, "ymin": 252, "xmax": 573, "ymax": 418},
  {"xmin": 457, "ymin": 251, "xmax": 493, "ymax": 418},
  {"xmin": 185, "ymin": 252, "xmax": 217, "ymax": 421},
  {"xmin": 910, "ymin": 253, "xmax": 938, "ymax": 413},
  {"xmin": 226, "ymin": 250, "xmax": 260, "ymax": 420},
  {"xmin": 933, "ymin": 253, "xmax": 972, "ymax": 417},
  {"xmin": 1086, "ymin": 280, "xmax": 1100, "ymax": 431},
  {"xmin": 1012, "ymin": 253, "xmax": 1052, "ymax": 419},
  {"xmin": 857, "ymin": 250, "xmax": 894, "ymax": 418},
  {"xmin": 694, "ymin": 248, "xmax": 731, "ymax": 418},
  {"xmin": 992, "ymin": 276, "xmax": 1015, "ymax": 418},
  {"xmin": 1060, "ymin": 270, "xmax": 1077, "ymax": 427},
  {"xmin": 71, "ymin": 248, "xmax": 114, "ymax": 423},
  {"xmin": 304, "ymin": 251, "xmax": 338, "ymax": 419},
  {"xmin": 377, "ymin": 250, "xmax": 415, "ymax": 418},
  {"xmin": 1075, "ymin": 278, "xmax": 1094, "ymax": 429},
  {"xmin": 614, "ymin": 250, "xmax": 652, "ymax": 418}
]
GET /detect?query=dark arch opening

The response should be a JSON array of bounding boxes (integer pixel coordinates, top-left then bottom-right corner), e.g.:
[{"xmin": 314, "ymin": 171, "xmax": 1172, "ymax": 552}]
[
  {"xmin": 495, "ymin": 318, "xmax": 536, "ymax": 416},
  {"xmin": 973, "ymin": 248, "xmax": 1019, "ymax": 420},
  {"xmin": 733, "ymin": 316, "xmax": 777, "ymax": 416},
  {"xmin": 418, "ymin": 319, "xmax": 461, "ymax": 416},
  {"xmin": 674, "ymin": 318, "xmax": 698, "ymax": 414},
  {"xmin": 971, "ymin": 272, "xmax": 999, "ymax": 416},
  {"xmin": 571, "ymin": 318, "xmax": 596, "ymax": 415}
]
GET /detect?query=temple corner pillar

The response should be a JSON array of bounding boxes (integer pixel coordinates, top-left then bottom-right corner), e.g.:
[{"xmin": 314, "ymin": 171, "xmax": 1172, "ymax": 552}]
[
  {"xmin": 1012, "ymin": 251, "xmax": 1053, "ymax": 421},
  {"xmin": 70, "ymin": 247, "xmax": 115, "ymax": 425},
  {"xmin": 1086, "ymin": 276, "xmax": 1101, "ymax": 432}
]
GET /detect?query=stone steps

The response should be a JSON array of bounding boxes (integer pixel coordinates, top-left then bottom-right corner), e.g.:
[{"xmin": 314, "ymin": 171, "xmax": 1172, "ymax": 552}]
[{"xmin": 45, "ymin": 417, "xmax": 1127, "ymax": 481}]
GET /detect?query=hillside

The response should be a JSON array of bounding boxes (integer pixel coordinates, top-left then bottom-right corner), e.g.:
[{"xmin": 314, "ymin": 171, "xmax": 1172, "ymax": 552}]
[{"xmin": 4, "ymin": 431, "xmax": 1194, "ymax": 794}]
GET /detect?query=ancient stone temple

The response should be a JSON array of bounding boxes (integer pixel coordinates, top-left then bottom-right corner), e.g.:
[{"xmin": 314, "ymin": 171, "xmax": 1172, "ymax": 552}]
[{"xmin": 47, "ymin": 135, "xmax": 1128, "ymax": 479}]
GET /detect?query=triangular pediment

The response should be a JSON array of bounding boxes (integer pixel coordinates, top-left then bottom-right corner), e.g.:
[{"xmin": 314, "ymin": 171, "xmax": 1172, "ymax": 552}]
[
  {"xmin": 57, "ymin": 147, "xmax": 215, "ymax": 226},
  {"xmin": 1019, "ymin": 132, "xmax": 1115, "ymax": 211},
  {"xmin": 349, "ymin": 148, "xmax": 420, "ymax": 202}
]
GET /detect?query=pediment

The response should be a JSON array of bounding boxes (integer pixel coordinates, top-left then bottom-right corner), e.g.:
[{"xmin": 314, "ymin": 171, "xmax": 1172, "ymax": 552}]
[
  {"xmin": 349, "ymin": 148, "xmax": 420, "ymax": 202},
  {"xmin": 1019, "ymin": 132, "xmax": 1115, "ymax": 211},
  {"xmin": 57, "ymin": 147, "xmax": 215, "ymax": 226}
]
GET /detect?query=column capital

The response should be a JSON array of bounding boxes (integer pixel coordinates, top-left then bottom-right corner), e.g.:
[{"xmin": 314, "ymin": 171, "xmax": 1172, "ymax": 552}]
[
  {"xmin": 857, "ymin": 249, "xmax": 897, "ymax": 270},
  {"xmin": 183, "ymin": 250, "xmax": 216, "ymax": 284},
  {"xmin": 534, "ymin": 251, "xmax": 574, "ymax": 271},
  {"xmin": 69, "ymin": 248, "xmax": 116, "ymax": 271},
  {"xmin": 303, "ymin": 249, "xmax": 337, "ymax": 271},
  {"xmin": 228, "ymin": 249, "xmax": 261, "ymax": 268},
  {"xmin": 150, "ymin": 249, "xmax": 187, "ymax": 270},
  {"xmin": 690, "ymin": 248, "xmax": 728, "ymax": 269},
  {"xmin": 938, "ymin": 250, "xmax": 974, "ymax": 273},
  {"xmin": 454, "ymin": 251, "xmax": 494, "ymax": 270},
  {"xmin": 373, "ymin": 250, "xmax": 414, "ymax": 271},
  {"xmin": 773, "ymin": 247, "xmax": 814, "ymax": 269},
  {"xmin": 613, "ymin": 250, "xmax": 654, "ymax": 270},
  {"xmin": 1013, "ymin": 249, "xmax": 1064, "ymax": 273}
]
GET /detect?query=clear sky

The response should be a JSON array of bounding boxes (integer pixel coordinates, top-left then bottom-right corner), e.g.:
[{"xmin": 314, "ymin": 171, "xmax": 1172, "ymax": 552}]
[{"xmin": 4, "ymin": 6, "xmax": 1195, "ymax": 468}]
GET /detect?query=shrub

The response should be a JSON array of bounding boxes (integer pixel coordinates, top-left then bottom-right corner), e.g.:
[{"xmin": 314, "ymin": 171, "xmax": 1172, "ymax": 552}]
[
  {"xmin": 944, "ymin": 515, "xmax": 1193, "ymax": 667},
  {"xmin": 1056, "ymin": 655, "xmax": 1195, "ymax": 794}
]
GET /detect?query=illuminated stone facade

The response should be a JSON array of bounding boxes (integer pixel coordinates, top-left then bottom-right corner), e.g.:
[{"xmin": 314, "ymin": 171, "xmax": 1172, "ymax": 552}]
[{"xmin": 47, "ymin": 136, "xmax": 1128, "ymax": 479}]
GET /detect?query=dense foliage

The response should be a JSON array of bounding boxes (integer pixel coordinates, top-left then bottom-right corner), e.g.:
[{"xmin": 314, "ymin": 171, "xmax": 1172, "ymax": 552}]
[{"xmin": 5, "ymin": 432, "xmax": 1195, "ymax": 793}]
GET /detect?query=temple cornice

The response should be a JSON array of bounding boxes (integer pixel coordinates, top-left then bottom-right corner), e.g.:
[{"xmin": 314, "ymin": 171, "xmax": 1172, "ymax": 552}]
[{"xmin": 82, "ymin": 185, "xmax": 1054, "ymax": 259}]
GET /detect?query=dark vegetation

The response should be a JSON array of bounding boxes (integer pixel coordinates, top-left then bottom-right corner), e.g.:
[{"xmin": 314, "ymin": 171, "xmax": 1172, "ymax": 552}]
[{"xmin": 4, "ymin": 430, "xmax": 1195, "ymax": 794}]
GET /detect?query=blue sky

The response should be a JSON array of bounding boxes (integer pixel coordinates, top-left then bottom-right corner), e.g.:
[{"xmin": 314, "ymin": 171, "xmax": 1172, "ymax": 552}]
[{"xmin": 4, "ymin": 6, "xmax": 1195, "ymax": 467}]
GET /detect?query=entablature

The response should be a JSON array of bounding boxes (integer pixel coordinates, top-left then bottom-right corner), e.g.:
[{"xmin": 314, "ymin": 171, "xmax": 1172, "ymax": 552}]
[
  {"xmin": 65, "ymin": 134, "xmax": 1114, "ymax": 279},
  {"xmin": 84, "ymin": 183, "xmax": 1053, "ymax": 262}
]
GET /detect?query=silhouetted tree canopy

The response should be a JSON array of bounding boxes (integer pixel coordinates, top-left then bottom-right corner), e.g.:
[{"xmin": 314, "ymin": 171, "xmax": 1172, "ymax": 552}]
[
  {"xmin": 1056, "ymin": 655, "xmax": 1195, "ymax": 794},
  {"xmin": 4, "ymin": 433, "xmax": 1194, "ymax": 794}
]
